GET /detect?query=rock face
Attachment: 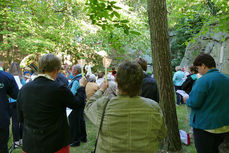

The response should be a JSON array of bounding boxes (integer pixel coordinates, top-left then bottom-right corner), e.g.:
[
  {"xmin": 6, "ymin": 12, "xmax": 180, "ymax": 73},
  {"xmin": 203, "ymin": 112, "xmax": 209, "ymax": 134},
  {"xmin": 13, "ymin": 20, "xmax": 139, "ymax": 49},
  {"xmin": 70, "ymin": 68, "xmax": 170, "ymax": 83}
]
[{"xmin": 180, "ymin": 29, "xmax": 229, "ymax": 75}]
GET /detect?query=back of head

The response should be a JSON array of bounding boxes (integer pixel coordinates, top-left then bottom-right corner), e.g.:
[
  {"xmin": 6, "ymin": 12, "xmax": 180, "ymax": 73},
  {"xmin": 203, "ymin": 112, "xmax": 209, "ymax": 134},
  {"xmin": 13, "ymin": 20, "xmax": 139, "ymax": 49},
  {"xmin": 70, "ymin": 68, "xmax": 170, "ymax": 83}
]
[
  {"xmin": 193, "ymin": 54, "xmax": 216, "ymax": 68},
  {"xmin": 38, "ymin": 53, "xmax": 61, "ymax": 73},
  {"xmin": 9, "ymin": 62, "xmax": 21, "ymax": 78},
  {"xmin": 189, "ymin": 65, "xmax": 198, "ymax": 74},
  {"xmin": 116, "ymin": 61, "xmax": 143, "ymax": 97},
  {"xmin": 88, "ymin": 74, "xmax": 96, "ymax": 82},
  {"xmin": 98, "ymin": 72, "xmax": 104, "ymax": 79},
  {"xmin": 175, "ymin": 66, "xmax": 182, "ymax": 71},
  {"xmin": 135, "ymin": 58, "xmax": 147, "ymax": 71}
]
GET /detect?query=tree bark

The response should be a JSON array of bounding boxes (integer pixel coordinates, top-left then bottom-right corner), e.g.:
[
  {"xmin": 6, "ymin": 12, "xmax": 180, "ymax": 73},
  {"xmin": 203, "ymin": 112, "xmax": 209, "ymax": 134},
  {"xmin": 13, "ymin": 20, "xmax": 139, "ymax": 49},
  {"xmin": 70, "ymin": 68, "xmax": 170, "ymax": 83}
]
[{"xmin": 147, "ymin": 0, "xmax": 182, "ymax": 151}]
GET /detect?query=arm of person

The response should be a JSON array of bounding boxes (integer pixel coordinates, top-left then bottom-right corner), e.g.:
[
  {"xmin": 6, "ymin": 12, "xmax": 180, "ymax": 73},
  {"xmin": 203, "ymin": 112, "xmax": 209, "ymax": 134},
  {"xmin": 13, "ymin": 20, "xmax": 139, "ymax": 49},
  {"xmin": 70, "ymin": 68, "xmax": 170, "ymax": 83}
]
[
  {"xmin": 71, "ymin": 80, "xmax": 80, "ymax": 95},
  {"xmin": 173, "ymin": 73, "xmax": 177, "ymax": 83},
  {"xmin": 65, "ymin": 77, "xmax": 87, "ymax": 109},
  {"xmin": 85, "ymin": 81, "xmax": 108, "ymax": 126},
  {"xmin": 85, "ymin": 90, "xmax": 109, "ymax": 127},
  {"xmin": 181, "ymin": 76, "xmax": 192, "ymax": 92},
  {"xmin": 186, "ymin": 80, "xmax": 207, "ymax": 108},
  {"xmin": 64, "ymin": 87, "xmax": 86, "ymax": 109}
]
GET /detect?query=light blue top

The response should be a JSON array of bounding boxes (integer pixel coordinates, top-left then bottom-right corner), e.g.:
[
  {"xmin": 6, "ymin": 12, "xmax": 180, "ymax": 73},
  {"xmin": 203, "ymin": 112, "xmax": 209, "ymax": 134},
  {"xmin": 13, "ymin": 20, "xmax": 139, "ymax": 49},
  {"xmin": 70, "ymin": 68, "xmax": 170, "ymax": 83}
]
[
  {"xmin": 9, "ymin": 78, "xmax": 26, "ymax": 103},
  {"xmin": 69, "ymin": 74, "xmax": 81, "ymax": 95},
  {"xmin": 186, "ymin": 69, "xmax": 229, "ymax": 130},
  {"xmin": 173, "ymin": 70, "xmax": 185, "ymax": 86}
]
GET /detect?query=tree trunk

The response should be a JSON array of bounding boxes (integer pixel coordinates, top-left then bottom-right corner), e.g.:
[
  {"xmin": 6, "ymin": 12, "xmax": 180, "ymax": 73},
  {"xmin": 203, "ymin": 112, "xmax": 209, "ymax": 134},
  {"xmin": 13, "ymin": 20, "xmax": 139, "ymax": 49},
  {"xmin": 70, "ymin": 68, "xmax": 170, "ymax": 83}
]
[{"xmin": 147, "ymin": 0, "xmax": 182, "ymax": 151}]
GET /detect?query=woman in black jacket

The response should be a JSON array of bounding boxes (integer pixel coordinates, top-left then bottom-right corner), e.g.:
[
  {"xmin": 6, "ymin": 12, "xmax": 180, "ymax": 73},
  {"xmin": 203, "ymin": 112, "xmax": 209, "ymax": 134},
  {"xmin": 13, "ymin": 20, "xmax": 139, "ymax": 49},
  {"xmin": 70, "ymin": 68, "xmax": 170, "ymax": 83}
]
[{"xmin": 182, "ymin": 66, "xmax": 198, "ymax": 94}]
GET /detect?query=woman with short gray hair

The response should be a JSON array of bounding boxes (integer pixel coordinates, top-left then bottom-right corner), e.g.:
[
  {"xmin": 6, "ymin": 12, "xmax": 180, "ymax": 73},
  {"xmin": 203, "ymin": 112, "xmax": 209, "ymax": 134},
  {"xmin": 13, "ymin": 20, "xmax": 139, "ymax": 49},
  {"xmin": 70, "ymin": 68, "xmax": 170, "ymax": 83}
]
[{"xmin": 86, "ymin": 74, "xmax": 99, "ymax": 101}]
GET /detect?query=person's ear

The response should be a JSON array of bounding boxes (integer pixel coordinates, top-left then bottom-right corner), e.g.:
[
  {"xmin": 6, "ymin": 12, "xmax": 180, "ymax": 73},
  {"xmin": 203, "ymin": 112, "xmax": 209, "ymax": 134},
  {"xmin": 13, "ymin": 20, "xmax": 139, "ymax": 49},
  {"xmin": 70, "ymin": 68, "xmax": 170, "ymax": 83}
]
[{"xmin": 202, "ymin": 64, "xmax": 207, "ymax": 69}]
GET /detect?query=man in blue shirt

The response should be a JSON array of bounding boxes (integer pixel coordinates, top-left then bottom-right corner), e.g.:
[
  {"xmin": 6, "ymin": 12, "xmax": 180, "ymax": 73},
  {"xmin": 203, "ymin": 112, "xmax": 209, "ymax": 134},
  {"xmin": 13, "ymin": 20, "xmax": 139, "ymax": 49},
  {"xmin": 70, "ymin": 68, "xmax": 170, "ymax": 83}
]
[
  {"xmin": 186, "ymin": 54, "xmax": 229, "ymax": 153},
  {"xmin": 68, "ymin": 64, "xmax": 87, "ymax": 147},
  {"xmin": 0, "ymin": 68, "xmax": 19, "ymax": 153}
]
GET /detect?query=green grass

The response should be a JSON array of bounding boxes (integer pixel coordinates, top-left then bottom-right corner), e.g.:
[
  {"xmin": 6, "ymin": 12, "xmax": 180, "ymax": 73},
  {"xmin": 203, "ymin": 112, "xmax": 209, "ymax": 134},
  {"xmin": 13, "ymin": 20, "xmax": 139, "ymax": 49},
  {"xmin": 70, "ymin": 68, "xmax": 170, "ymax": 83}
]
[
  {"xmin": 176, "ymin": 104, "xmax": 196, "ymax": 153},
  {"xmin": 8, "ymin": 105, "xmax": 196, "ymax": 153}
]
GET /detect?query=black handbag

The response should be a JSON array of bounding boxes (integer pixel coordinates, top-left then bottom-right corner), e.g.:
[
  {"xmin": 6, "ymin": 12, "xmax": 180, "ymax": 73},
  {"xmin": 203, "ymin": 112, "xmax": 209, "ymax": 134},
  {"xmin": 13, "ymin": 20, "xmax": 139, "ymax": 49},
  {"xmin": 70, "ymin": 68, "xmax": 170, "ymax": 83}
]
[{"xmin": 91, "ymin": 98, "xmax": 109, "ymax": 153}]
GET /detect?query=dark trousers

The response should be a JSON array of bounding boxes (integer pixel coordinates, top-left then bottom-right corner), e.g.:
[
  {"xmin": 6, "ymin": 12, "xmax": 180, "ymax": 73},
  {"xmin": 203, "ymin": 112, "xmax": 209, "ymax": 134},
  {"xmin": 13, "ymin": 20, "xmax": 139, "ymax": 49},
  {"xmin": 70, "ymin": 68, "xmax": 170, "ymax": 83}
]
[
  {"xmin": 9, "ymin": 102, "xmax": 21, "ymax": 142},
  {"xmin": 174, "ymin": 86, "xmax": 184, "ymax": 105},
  {"xmin": 193, "ymin": 128, "xmax": 227, "ymax": 153},
  {"xmin": 69, "ymin": 108, "xmax": 87, "ymax": 143},
  {"xmin": 176, "ymin": 93, "xmax": 184, "ymax": 105},
  {"xmin": 0, "ymin": 126, "xmax": 9, "ymax": 153}
]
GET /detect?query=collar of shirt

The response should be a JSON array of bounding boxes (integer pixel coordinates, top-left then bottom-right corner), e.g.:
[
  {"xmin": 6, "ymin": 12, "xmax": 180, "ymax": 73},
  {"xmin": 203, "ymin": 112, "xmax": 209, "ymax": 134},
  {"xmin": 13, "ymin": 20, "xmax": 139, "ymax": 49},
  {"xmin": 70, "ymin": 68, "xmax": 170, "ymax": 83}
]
[
  {"xmin": 72, "ymin": 74, "xmax": 82, "ymax": 80},
  {"xmin": 206, "ymin": 68, "xmax": 218, "ymax": 74},
  {"xmin": 35, "ymin": 74, "xmax": 55, "ymax": 81}
]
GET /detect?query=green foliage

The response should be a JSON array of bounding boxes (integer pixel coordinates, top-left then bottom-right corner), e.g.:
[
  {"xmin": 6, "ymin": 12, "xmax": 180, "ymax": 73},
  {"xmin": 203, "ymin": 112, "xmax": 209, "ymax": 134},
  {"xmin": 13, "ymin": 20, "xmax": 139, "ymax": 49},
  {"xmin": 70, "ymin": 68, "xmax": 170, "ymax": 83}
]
[
  {"xmin": 1, "ymin": 0, "xmax": 228, "ymax": 69},
  {"xmin": 167, "ymin": 0, "xmax": 229, "ymax": 68},
  {"xmin": 170, "ymin": 14, "xmax": 204, "ymax": 68},
  {"xmin": 0, "ymin": 0, "xmax": 149, "ymax": 69}
]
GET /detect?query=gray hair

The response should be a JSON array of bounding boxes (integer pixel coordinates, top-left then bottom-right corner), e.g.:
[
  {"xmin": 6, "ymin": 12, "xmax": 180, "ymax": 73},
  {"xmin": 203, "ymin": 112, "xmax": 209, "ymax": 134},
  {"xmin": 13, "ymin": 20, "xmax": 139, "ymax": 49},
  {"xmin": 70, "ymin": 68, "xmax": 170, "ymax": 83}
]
[
  {"xmin": 38, "ymin": 53, "xmax": 61, "ymax": 73},
  {"xmin": 175, "ymin": 66, "xmax": 182, "ymax": 71},
  {"xmin": 103, "ymin": 81, "xmax": 117, "ymax": 98},
  {"xmin": 88, "ymin": 74, "xmax": 96, "ymax": 82},
  {"xmin": 72, "ymin": 64, "xmax": 81, "ymax": 73}
]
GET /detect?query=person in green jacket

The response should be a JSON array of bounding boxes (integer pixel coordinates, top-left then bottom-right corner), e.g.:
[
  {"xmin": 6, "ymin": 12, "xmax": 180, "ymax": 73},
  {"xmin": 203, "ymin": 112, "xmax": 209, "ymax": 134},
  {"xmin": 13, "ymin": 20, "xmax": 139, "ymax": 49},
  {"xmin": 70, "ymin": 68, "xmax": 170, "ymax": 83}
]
[{"xmin": 85, "ymin": 61, "xmax": 166, "ymax": 153}]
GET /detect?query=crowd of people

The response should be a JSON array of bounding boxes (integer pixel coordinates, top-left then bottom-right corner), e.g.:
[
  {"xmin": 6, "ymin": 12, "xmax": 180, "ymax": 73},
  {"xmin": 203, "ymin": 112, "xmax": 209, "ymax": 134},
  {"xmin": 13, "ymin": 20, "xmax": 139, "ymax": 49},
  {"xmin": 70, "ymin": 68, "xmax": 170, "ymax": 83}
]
[{"xmin": 0, "ymin": 53, "xmax": 228, "ymax": 153}]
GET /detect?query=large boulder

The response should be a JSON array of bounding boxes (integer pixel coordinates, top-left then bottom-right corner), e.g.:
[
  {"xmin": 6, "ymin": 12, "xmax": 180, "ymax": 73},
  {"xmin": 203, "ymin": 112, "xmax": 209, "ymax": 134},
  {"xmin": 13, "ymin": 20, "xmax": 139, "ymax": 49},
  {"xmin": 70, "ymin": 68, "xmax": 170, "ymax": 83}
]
[{"xmin": 180, "ymin": 29, "xmax": 229, "ymax": 75}]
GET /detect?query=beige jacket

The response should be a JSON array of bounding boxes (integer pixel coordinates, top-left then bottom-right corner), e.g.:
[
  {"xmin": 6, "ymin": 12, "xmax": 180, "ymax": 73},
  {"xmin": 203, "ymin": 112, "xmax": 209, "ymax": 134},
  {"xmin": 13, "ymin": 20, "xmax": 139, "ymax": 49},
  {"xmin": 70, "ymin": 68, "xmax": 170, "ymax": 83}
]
[{"xmin": 85, "ymin": 82, "xmax": 99, "ymax": 101}]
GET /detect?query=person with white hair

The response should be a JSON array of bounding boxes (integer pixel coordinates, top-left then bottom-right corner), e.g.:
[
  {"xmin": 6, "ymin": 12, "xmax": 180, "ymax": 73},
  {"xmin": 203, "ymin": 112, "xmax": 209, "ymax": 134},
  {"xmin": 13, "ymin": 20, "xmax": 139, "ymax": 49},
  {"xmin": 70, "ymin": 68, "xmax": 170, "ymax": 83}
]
[
  {"xmin": 85, "ymin": 74, "xmax": 99, "ymax": 101},
  {"xmin": 173, "ymin": 66, "xmax": 185, "ymax": 91},
  {"xmin": 102, "ymin": 74, "xmax": 117, "ymax": 99},
  {"xmin": 68, "ymin": 64, "xmax": 87, "ymax": 147},
  {"xmin": 173, "ymin": 66, "xmax": 185, "ymax": 105}
]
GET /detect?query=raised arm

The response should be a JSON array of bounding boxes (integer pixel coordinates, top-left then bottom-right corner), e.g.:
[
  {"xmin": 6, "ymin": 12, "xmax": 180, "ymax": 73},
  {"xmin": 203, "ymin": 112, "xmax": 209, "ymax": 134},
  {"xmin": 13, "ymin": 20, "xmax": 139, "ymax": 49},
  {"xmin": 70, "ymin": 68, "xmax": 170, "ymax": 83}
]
[{"xmin": 85, "ymin": 81, "xmax": 108, "ymax": 126}]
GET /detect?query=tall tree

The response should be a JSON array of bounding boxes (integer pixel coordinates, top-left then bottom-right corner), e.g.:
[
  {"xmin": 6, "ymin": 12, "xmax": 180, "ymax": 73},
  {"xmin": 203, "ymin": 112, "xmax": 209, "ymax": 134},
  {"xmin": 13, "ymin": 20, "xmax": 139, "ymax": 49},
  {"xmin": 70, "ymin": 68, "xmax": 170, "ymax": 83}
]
[{"xmin": 147, "ymin": 0, "xmax": 182, "ymax": 151}]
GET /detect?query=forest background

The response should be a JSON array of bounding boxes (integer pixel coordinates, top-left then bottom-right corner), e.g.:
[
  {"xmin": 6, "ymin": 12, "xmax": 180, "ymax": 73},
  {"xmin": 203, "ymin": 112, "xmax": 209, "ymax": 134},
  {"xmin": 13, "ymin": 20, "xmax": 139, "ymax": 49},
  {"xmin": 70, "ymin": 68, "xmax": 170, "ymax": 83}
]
[
  {"xmin": 1, "ymin": 0, "xmax": 229, "ymax": 152},
  {"xmin": 1, "ymin": 0, "xmax": 228, "ymax": 71}
]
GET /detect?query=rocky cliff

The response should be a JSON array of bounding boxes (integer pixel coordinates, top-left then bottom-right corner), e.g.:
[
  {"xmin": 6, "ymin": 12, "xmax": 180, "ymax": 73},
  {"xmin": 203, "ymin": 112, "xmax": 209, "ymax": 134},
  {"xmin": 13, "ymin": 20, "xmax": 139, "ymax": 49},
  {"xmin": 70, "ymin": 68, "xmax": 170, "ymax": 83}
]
[{"xmin": 180, "ymin": 29, "xmax": 229, "ymax": 75}]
